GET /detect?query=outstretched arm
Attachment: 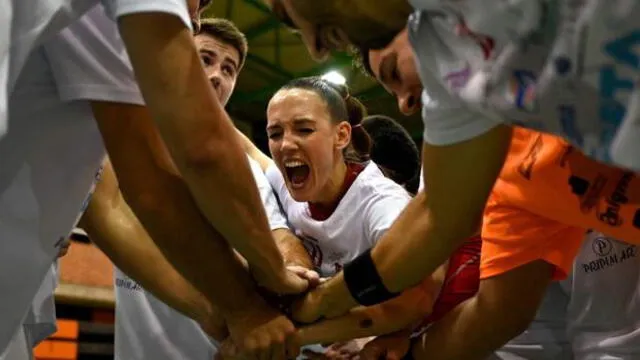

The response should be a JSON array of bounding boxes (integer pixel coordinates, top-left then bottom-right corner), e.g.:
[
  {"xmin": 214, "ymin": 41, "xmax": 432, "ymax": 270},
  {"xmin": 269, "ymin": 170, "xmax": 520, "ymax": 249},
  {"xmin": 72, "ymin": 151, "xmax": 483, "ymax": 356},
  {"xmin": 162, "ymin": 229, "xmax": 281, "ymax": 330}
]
[
  {"xmin": 303, "ymin": 125, "xmax": 511, "ymax": 318},
  {"xmin": 115, "ymin": 12, "xmax": 299, "ymax": 291},
  {"xmin": 79, "ymin": 158, "xmax": 227, "ymax": 339},
  {"xmin": 411, "ymin": 260, "xmax": 553, "ymax": 360},
  {"xmin": 296, "ymin": 265, "xmax": 446, "ymax": 345}
]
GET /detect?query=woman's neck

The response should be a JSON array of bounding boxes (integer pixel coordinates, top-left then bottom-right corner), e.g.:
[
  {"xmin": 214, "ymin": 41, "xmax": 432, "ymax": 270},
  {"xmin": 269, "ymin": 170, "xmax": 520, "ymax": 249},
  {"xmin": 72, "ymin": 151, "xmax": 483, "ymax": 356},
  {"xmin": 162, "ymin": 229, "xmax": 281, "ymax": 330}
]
[{"xmin": 311, "ymin": 161, "xmax": 348, "ymax": 208}]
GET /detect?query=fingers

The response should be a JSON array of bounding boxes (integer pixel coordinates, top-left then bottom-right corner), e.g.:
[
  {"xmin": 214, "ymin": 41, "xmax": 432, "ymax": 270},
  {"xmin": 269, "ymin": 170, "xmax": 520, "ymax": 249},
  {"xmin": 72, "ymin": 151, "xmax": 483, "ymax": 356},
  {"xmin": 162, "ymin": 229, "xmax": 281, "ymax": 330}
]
[
  {"xmin": 287, "ymin": 266, "xmax": 321, "ymax": 288},
  {"xmin": 359, "ymin": 343, "xmax": 385, "ymax": 360}
]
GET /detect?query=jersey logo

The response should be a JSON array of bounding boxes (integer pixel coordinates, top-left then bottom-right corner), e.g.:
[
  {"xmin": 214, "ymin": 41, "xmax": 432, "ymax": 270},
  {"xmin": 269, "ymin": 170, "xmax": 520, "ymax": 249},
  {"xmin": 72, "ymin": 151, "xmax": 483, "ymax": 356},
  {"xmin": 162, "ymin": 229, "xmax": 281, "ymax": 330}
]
[
  {"xmin": 508, "ymin": 70, "xmax": 538, "ymax": 112},
  {"xmin": 596, "ymin": 171, "xmax": 634, "ymax": 227},
  {"xmin": 298, "ymin": 233, "xmax": 323, "ymax": 271},
  {"xmin": 517, "ymin": 135, "xmax": 544, "ymax": 180}
]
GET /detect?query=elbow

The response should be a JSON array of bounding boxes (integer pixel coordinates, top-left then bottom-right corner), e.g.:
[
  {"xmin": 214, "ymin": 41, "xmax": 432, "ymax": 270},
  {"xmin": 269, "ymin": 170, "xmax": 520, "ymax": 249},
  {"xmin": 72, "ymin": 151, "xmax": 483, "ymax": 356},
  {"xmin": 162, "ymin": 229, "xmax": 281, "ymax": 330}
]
[
  {"xmin": 179, "ymin": 136, "xmax": 236, "ymax": 174},
  {"xmin": 416, "ymin": 193, "xmax": 480, "ymax": 242},
  {"xmin": 119, "ymin": 187, "xmax": 163, "ymax": 220}
]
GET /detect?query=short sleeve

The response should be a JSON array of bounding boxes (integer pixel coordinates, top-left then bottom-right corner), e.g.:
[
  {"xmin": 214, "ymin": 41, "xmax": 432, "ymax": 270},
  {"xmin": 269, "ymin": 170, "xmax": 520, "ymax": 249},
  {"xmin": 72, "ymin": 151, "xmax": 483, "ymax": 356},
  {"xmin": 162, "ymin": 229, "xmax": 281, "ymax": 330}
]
[
  {"xmin": 265, "ymin": 163, "xmax": 297, "ymax": 216},
  {"xmin": 248, "ymin": 157, "xmax": 288, "ymax": 231},
  {"xmin": 43, "ymin": 4, "xmax": 143, "ymax": 105},
  {"xmin": 480, "ymin": 192, "xmax": 584, "ymax": 280},
  {"xmin": 101, "ymin": 0, "xmax": 192, "ymax": 30},
  {"xmin": 364, "ymin": 193, "xmax": 411, "ymax": 245},
  {"xmin": 407, "ymin": 11, "xmax": 502, "ymax": 146},
  {"xmin": 421, "ymin": 88, "xmax": 501, "ymax": 146}
]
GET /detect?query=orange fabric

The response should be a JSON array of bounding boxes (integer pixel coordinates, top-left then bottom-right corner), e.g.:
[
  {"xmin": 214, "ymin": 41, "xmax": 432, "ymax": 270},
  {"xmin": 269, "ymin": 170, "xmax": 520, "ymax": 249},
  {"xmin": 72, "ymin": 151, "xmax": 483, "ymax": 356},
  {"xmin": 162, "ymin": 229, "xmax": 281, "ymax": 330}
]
[
  {"xmin": 481, "ymin": 128, "xmax": 640, "ymax": 279},
  {"xmin": 50, "ymin": 320, "xmax": 79, "ymax": 340},
  {"xmin": 34, "ymin": 340, "xmax": 78, "ymax": 360}
]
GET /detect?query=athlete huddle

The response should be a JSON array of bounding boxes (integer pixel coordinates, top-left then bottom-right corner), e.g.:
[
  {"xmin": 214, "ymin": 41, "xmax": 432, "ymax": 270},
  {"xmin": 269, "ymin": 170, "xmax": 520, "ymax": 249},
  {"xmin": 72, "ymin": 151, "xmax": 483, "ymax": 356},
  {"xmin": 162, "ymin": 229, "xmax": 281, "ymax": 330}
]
[{"xmin": 0, "ymin": 0, "xmax": 639, "ymax": 359}]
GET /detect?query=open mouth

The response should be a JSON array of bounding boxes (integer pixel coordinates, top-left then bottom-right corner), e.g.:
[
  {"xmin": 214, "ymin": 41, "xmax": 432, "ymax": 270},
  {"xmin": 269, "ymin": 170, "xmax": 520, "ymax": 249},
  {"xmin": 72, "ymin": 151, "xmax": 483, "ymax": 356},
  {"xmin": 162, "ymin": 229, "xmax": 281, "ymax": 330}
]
[{"xmin": 284, "ymin": 160, "xmax": 310, "ymax": 189}]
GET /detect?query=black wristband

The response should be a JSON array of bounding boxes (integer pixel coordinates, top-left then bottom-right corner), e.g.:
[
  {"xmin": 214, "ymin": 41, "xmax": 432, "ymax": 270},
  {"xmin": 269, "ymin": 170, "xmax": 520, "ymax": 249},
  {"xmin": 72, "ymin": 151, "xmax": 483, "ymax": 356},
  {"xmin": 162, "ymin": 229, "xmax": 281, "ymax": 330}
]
[{"xmin": 343, "ymin": 249, "xmax": 399, "ymax": 306}]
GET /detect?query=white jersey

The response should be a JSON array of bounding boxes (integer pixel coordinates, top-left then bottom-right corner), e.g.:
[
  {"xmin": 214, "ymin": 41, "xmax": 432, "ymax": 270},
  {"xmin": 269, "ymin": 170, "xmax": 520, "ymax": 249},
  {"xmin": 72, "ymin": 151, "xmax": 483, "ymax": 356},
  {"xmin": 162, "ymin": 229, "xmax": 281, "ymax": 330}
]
[
  {"xmin": 0, "ymin": 327, "xmax": 31, "ymax": 360},
  {"xmin": 267, "ymin": 161, "xmax": 410, "ymax": 355},
  {"xmin": 114, "ymin": 156, "xmax": 289, "ymax": 360},
  {"xmin": 0, "ymin": 264, "xmax": 58, "ymax": 360},
  {"xmin": 23, "ymin": 264, "xmax": 59, "ymax": 347},
  {"xmin": 0, "ymin": 0, "xmax": 192, "ymax": 139},
  {"xmin": 0, "ymin": 4, "xmax": 144, "ymax": 352},
  {"xmin": 565, "ymin": 231, "xmax": 640, "ymax": 359},
  {"xmin": 408, "ymin": 0, "xmax": 640, "ymax": 170},
  {"xmin": 266, "ymin": 161, "xmax": 411, "ymax": 277}
]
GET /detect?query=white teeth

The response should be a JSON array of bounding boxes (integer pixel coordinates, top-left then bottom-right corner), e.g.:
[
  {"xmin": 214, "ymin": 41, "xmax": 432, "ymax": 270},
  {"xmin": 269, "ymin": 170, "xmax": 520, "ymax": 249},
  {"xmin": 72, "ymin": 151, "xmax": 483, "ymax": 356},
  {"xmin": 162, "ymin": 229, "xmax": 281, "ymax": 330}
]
[{"xmin": 284, "ymin": 160, "xmax": 305, "ymax": 168}]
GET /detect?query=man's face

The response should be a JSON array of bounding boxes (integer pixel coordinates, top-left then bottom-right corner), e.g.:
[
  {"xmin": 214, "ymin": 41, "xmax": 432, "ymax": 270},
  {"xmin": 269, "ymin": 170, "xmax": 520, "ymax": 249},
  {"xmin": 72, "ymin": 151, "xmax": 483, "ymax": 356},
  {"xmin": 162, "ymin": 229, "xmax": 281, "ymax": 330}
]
[
  {"xmin": 194, "ymin": 33, "xmax": 241, "ymax": 106},
  {"xmin": 368, "ymin": 29, "xmax": 422, "ymax": 116},
  {"xmin": 264, "ymin": 0, "xmax": 411, "ymax": 61}
]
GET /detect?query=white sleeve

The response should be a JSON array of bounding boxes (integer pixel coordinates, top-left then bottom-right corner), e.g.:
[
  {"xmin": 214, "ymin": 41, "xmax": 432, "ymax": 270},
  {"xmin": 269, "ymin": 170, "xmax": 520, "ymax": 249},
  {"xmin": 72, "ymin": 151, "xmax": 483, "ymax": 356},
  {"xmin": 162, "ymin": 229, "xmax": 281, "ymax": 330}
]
[
  {"xmin": 248, "ymin": 157, "xmax": 288, "ymax": 231},
  {"xmin": 364, "ymin": 193, "xmax": 411, "ymax": 245},
  {"xmin": 265, "ymin": 163, "xmax": 297, "ymax": 215},
  {"xmin": 43, "ymin": 4, "xmax": 144, "ymax": 105},
  {"xmin": 420, "ymin": 83, "xmax": 500, "ymax": 146},
  {"xmin": 418, "ymin": 167, "xmax": 425, "ymax": 193},
  {"xmin": 101, "ymin": 0, "xmax": 192, "ymax": 30}
]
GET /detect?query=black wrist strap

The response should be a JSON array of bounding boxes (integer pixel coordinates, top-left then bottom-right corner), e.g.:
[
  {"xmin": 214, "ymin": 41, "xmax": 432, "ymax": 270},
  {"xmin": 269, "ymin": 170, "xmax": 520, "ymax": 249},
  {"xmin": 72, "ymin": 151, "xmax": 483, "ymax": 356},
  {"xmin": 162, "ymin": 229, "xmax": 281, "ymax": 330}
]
[{"xmin": 343, "ymin": 249, "xmax": 399, "ymax": 306}]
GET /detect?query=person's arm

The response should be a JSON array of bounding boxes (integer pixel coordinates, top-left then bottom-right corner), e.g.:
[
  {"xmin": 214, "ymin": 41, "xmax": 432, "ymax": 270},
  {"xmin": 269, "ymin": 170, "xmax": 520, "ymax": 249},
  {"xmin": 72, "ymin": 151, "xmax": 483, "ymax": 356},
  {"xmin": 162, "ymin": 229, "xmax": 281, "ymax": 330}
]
[
  {"xmin": 410, "ymin": 260, "xmax": 553, "ymax": 360},
  {"xmin": 92, "ymin": 103, "xmax": 300, "ymax": 359},
  {"xmin": 273, "ymin": 228, "xmax": 313, "ymax": 269},
  {"xmin": 297, "ymin": 125, "xmax": 512, "ymax": 319},
  {"xmin": 359, "ymin": 328, "xmax": 415, "ymax": 360},
  {"xmin": 115, "ymin": 12, "xmax": 297, "ymax": 289},
  {"xmin": 237, "ymin": 128, "xmax": 274, "ymax": 172},
  {"xmin": 79, "ymin": 158, "xmax": 227, "ymax": 339},
  {"xmin": 295, "ymin": 270, "xmax": 444, "ymax": 346}
]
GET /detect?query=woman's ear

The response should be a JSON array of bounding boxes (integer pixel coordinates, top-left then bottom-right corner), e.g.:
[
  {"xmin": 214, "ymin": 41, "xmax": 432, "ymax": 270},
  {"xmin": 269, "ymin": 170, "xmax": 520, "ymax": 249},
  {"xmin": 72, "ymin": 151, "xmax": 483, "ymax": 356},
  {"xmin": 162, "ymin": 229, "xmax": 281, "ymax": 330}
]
[{"xmin": 334, "ymin": 121, "xmax": 351, "ymax": 151}]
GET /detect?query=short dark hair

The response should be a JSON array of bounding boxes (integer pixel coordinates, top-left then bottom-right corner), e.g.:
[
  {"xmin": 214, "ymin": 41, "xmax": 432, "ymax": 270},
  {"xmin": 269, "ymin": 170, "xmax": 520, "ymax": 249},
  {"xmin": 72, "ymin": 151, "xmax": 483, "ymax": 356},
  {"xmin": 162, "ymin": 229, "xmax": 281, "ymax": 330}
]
[
  {"xmin": 352, "ymin": 46, "xmax": 374, "ymax": 78},
  {"xmin": 362, "ymin": 115, "xmax": 420, "ymax": 194},
  {"xmin": 197, "ymin": 18, "xmax": 248, "ymax": 70}
]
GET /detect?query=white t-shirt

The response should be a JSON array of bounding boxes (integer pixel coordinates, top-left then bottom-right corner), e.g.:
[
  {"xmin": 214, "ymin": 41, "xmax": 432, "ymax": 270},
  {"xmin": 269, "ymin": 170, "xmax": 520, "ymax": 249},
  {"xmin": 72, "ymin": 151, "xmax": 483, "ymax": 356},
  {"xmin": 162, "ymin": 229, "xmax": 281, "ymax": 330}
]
[
  {"xmin": 0, "ymin": 4, "xmax": 143, "ymax": 352},
  {"xmin": 114, "ymin": 156, "xmax": 289, "ymax": 360},
  {"xmin": 565, "ymin": 231, "xmax": 640, "ymax": 359},
  {"xmin": 23, "ymin": 264, "xmax": 59, "ymax": 347},
  {"xmin": 1, "ymin": 0, "xmax": 192, "ymax": 139},
  {"xmin": 267, "ymin": 161, "xmax": 410, "ymax": 355},
  {"xmin": 407, "ymin": 0, "xmax": 640, "ymax": 170},
  {"xmin": 0, "ymin": 325, "xmax": 31, "ymax": 360},
  {"xmin": 266, "ymin": 161, "xmax": 411, "ymax": 278}
]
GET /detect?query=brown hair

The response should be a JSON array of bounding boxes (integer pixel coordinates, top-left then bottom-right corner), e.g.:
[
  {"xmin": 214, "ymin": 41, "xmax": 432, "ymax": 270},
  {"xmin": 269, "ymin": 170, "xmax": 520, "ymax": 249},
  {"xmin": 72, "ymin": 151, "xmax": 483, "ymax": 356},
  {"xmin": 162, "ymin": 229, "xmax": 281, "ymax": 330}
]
[
  {"xmin": 352, "ymin": 46, "xmax": 375, "ymax": 78},
  {"xmin": 197, "ymin": 18, "xmax": 248, "ymax": 70},
  {"xmin": 280, "ymin": 76, "xmax": 372, "ymax": 163}
]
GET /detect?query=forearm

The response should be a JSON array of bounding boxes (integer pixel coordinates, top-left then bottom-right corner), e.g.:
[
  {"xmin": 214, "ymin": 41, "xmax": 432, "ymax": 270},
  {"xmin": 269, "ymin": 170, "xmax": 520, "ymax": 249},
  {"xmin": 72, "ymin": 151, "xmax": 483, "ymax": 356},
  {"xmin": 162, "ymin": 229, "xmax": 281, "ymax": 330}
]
[
  {"xmin": 118, "ymin": 13, "xmax": 284, "ymax": 275},
  {"xmin": 80, "ymin": 192, "xmax": 227, "ymax": 338},
  {"xmin": 411, "ymin": 298, "xmax": 517, "ymax": 360},
  {"xmin": 273, "ymin": 228, "xmax": 313, "ymax": 269},
  {"xmin": 93, "ymin": 115, "xmax": 266, "ymax": 320},
  {"xmin": 373, "ymin": 191, "xmax": 476, "ymax": 292},
  {"xmin": 411, "ymin": 261, "xmax": 553, "ymax": 360},
  {"xmin": 298, "ymin": 285, "xmax": 433, "ymax": 345}
]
